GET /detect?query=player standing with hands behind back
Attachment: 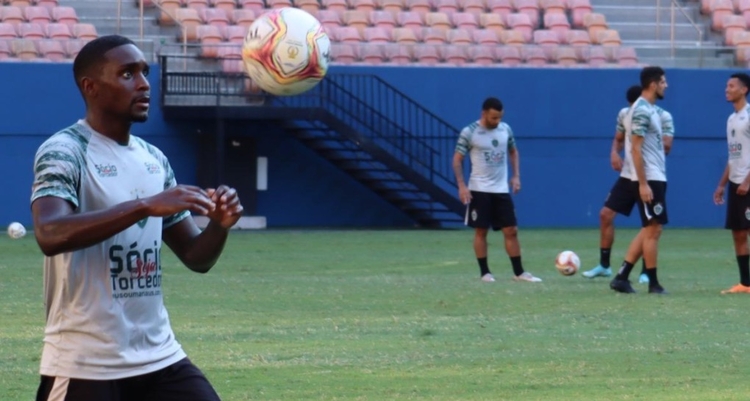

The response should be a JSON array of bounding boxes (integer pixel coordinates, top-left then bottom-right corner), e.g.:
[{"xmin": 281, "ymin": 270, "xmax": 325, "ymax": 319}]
[
  {"xmin": 452, "ymin": 97, "xmax": 542, "ymax": 283},
  {"xmin": 714, "ymin": 72, "xmax": 750, "ymax": 294}
]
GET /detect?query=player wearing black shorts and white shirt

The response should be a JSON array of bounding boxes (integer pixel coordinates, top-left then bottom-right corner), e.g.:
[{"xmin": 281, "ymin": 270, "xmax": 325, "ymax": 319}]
[
  {"xmin": 714, "ymin": 73, "xmax": 750, "ymax": 294},
  {"xmin": 452, "ymin": 97, "xmax": 541, "ymax": 283},
  {"xmin": 583, "ymin": 86, "xmax": 675, "ymax": 284},
  {"xmin": 610, "ymin": 66, "xmax": 669, "ymax": 295}
]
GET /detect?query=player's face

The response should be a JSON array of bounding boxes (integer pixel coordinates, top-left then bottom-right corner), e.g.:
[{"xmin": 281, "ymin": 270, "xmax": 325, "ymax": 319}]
[
  {"xmin": 654, "ymin": 75, "xmax": 667, "ymax": 100},
  {"xmin": 726, "ymin": 78, "xmax": 747, "ymax": 103},
  {"xmin": 481, "ymin": 108, "xmax": 503, "ymax": 129},
  {"xmin": 97, "ymin": 44, "xmax": 151, "ymax": 123}
]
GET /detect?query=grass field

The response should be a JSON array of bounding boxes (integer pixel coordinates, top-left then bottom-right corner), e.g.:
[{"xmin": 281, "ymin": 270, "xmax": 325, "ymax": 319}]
[{"xmin": 2, "ymin": 228, "xmax": 750, "ymax": 400}]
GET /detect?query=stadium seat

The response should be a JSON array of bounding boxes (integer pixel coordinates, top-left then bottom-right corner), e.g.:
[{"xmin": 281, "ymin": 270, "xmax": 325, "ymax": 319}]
[
  {"xmin": 221, "ymin": 58, "xmax": 244, "ymax": 73},
  {"xmin": 392, "ymin": 27, "xmax": 419, "ymax": 43},
  {"xmin": 322, "ymin": 0, "xmax": 348, "ymax": 11},
  {"xmin": 472, "ymin": 28, "xmax": 499, "ymax": 45},
  {"xmin": 544, "ymin": 12, "xmax": 570, "ymax": 42},
  {"xmin": 316, "ymin": 9, "xmax": 341, "ymax": 28},
  {"xmin": 414, "ymin": 45, "xmax": 439, "ymax": 64},
  {"xmin": 583, "ymin": 12, "xmax": 607, "ymax": 43},
  {"xmin": 383, "ymin": 44, "xmax": 410, "ymax": 63},
  {"xmin": 363, "ymin": 26, "xmax": 390, "ymax": 42},
  {"xmin": 580, "ymin": 45, "xmax": 606, "ymax": 65},
  {"xmin": 224, "ymin": 25, "xmax": 246, "ymax": 42},
  {"xmin": 156, "ymin": 0, "xmax": 181, "ymax": 25},
  {"xmin": 211, "ymin": 0, "xmax": 238, "ymax": 12},
  {"xmin": 487, "ymin": 0, "xmax": 512, "ymax": 20},
  {"xmin": 45, "ymin": 22, "xmax": 72, "ymax": 40},
  {"xmin": 352, "ymin": 0, "xmax": 377, "ymax": 12},
  {"xmin": 616, "ymin": 46, "xmax": 638, "ymax": 65},
  {"xmin": 468, "ymin": 45, "xmax": 494, "ymax": 65},
  {"xmin": 333, "ymin": 26, "xmax": 362, "ymax": 42},
  {"xmin": 502, "ymin": 28, "xmax": 526, "ymax": 44},
  {"xmin": 330, "ymin": 43, "xmax": 357, "ymax": 63},
  {"xmin": 201, "ymin": 8, "xmax": 230, "ymax": 27},
  {"xmin": 8, "ymin": 0, "xmax": 31, "ymax": 7},
  {"xmin": 0, "ymin": 23, "xmax": 17, "ymax": 39},
  {"xmin": 217, "ymin": 42, "xmax": 241, "ymax": 58},
  {"xmin": 25, "ymin": 6, "xmax": 52, "ymax": 25},
  {"xmin": 230, "ymin": 9, "xmax": 255, "ymax": 26},
  {"xmin": 506, "ymin": 13, "xmax": 533, "ymax": 42},
  {"xmin": 711, "ymin": 0, "xmax": 735, "ymax": 31},
  {"xmin": 18, "ymin": 23, "xmax": 45, "ymax": 40},
  {"xmin": 238, "ymin": 0, "xmax": 266, "ymax": 11},
  {"xmin": 739, "ymin": 0, "xmax": 750, "ymax": 24},
  {"xmin": 197, "ymin": 24, "xmax": 222, "ymax": 57},
  {"xmin": 554, "ymin": 46, "xmax": 578, "ymax": 65},
  {"xmin": 460, "ymin": 0, "xmax": 486, "ymax": 14},
  {"xmin": 379, "ymin": 0, "xmax": 405, "ymax": 13},
  {"xmin": 597, "ymin": 29, "xmax": 621, "ymax": 46},
  {"xmin": 451, "ymin": 12, "xmax": 478, "ymax": 29},
  {"xmin": 566, "ymin": 29, "xmax": 591, "ymax": 46},
  {"xmin": 2, "ymin": 7, "xmax": 25, "ymax": 25},
  {"xmin": 36, "ymin": 0, "xmax": 60, "ymax": 8},
  {"xmin": 36, "ymin": 39, "xmax": 64, "ymax": 60},
  {"xmin": 440, "ymin": 45, "xmax": 468, "ymax": 64},
  {"xmin": 422, "ymin": 27, "xmax": 447, "ymax": 43},
  {"xmin": 496, "ymin": 45, "xmax": 521, "ymax": 65},
  {"xmin": 425, "ymin": 12, "xmax": 452, "ymax": 30},
  {"xmin": 479, "ymin": 13, "xmax": 505, "ymax": 33},
  {"xmin": 186, "ymin": 0, "xmax": 210, "ymax": 9},
  {"xmin": 72, "ymin": 23, "xmax": 97, "ymax": 41},
  {"xmin": 343, "ymin": 10, "xmax": 369, "ymax": 30},
  {"xmin": 541, "ymin": 0, "xmax": 566, "ymax": 14},
  {"xmin": 723, "ymin": 15, "xmax": 747, "ymax": 45},
  {"xmin": 64, "ymin": 39, "xmax": 85, "ymax": 58},
  {"xmin": 569, "ymin": 0, "xmax": 592, "ymax": 28},
  {"xmin": 407, "ymin": 0, "xmax": 432, "ymax": 14},
  {"xmin": 514, "ymin": 0, "xmax": 540, "ymax": 28},
  {"xmin": 397, "ymin": 11, "xmax": 424, "ymax": 30},
  {"xmin": 358, "ymin": 44, "xmax": 385, "ymax": 64},
  {"xmin": 11, "ymin": 38, "xmax": 37, "ymax": 59},
  {"xmin": 370, "ymin": 11, "xmax": 397, "ymax": 30},
  {"xmin": 267, "ymin": 0, "xmax": 293, "ymax": 8},
  {"xmin": 0, "ymin": 40, "xmax": 10, "ymax": 59},
  {"xmin": 293, "ymin": 0, "xmax": 321, "ymax": 12},
  {"xmin": 436, "ymin": 0, "xmax": 460, "ymax": 14},
  {"xmin": 447, "ymin": 28, "xmax": 472, "ymax": 44},
  {"xmin": 52, "ymin": 6, "xmax": 78, "ymax": 25},
  {"xmin": 522, "ymin": 45, "xmax": 547, "ymax": 65},
  {"xmin": 175, "ymin": 8, "xmax": 202, "ymax": 41}
]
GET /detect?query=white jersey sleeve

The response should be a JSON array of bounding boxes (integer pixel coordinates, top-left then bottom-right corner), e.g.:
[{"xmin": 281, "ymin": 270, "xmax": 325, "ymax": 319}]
[{"xmin": 727, "ymin": 104, "xmax": 750, "ymax": 184}]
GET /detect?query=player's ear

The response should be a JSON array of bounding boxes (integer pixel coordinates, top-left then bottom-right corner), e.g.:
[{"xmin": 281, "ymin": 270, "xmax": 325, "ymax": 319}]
[{"xmin": 80, "ymin": 76, "xmax": 98, "ymax": 99}]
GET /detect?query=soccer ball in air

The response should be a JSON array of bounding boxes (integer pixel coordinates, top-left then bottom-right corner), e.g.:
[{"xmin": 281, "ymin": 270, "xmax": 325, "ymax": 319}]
[
  {"xmin": 241, "ymin": 7, "xmax": 330, "ymax": 96},
  {"xmin": 555, "ymin": 250, "xmax": 580, "ymax": 276},
  {"xmin": 7, "ymin": 222, "xmax": 26, "ymax": 239}
]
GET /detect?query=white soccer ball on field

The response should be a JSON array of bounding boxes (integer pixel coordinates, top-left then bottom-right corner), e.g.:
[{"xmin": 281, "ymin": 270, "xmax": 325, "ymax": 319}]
[
  {"xmin": 7, "ymin": 222, "xmax": 26, "ymax": 239},
  {"xmin": 241, "ymin": 7, "xmax": 330, "ymax": 96},
  {"xmin": 555, "ymin": 250, "xmax": 580, "ymax": 276}
]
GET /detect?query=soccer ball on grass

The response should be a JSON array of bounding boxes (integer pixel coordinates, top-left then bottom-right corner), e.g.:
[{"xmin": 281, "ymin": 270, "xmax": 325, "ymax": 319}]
[
  {"xmin": 555, "ymin": 250, "xmax": 580, "ymax": 276},
  {"xmin": 7, "ymin": 222, "xmax": 26, "ymax": 239}
]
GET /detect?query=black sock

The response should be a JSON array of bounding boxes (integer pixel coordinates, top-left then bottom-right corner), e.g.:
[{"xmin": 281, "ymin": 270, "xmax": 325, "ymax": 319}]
[
  {"xmin": 737, "ymin": 255, "xmax": 750, "ymax": 286},
  {"xmin": 646, "ymin": 267, "xmax": 660, "ymax": 288},
  {"xmin": 600, "ymin": 248, "xmax": 611, "ymax": 268},
  {"xmin": 510, "ymin": 256, "xmax": 524, "ymax": 276},
  {"xmin": 616, "ymin": 261, "xmax": 634, "ymax": 281},
  {"xmin": 640, "ymin": 259, "xmax": 647, "ymax": 275},
  {"xmin": 478, "ymin": 257, "xmax": 490, "ymax": 276}
]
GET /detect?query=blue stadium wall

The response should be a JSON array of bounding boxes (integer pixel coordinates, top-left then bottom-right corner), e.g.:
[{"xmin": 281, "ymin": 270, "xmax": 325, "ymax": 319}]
[{"xmin": 0, "ymin": 63, "xmax": 731, "ymax": 229}]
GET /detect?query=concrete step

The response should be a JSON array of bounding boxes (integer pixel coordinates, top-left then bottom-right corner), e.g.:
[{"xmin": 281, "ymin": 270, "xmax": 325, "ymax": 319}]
[
  {"xmin": 594, "ymin": 5, "xmax": 701, "ymax": 24},
  {"xmin": 639, "ymin": 55, "xmax": 736, "ymax": 68},
  {"xmin": 610, "ymin": 21, "xmax": 706, "ymax": 41},
  {"xmin": 593, "ymin": 0, "xmax": 687, "ymax": 6},
  {"xmin": 631, "ymin": 44, "xmax": 731, "ymax": 58}
]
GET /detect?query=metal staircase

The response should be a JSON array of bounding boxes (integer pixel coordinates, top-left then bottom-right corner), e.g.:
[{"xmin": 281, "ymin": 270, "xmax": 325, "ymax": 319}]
[{"xmin": 160, "ymin": 56, "xmax": 465, "ymax": 227}]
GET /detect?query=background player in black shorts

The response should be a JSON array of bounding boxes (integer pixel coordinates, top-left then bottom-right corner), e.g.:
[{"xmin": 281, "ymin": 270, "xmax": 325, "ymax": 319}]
[
  {"xmin": 452, "ymin": 97, "xmax": 541, "ymax": 283},
  {"xmin": 714, "ymin": 72, "xmax": 750, "ymax": 294}
]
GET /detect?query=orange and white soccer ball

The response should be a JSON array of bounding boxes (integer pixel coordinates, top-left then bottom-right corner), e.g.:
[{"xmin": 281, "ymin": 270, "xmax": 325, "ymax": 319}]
[
  {"xmin": 555, "ymin": 250, "xmax": 580, "ymax": 276},
  {"xmin": 241, "ymin": 7, "xmax": 330, "ymax": 96}
]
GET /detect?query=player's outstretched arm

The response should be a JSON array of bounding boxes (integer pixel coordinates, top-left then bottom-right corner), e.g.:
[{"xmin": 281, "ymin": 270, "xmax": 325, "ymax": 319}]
[
  {"xmin": 32, "ymin": 185, "xmax": 216, "ymax": 256},
  {"xmin": 163, "ymin": 185, "xmax": 243, "ymax": 274}
]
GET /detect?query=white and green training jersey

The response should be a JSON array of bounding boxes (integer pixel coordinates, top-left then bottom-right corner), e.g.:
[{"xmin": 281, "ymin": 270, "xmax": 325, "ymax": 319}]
[
  {"xmin": 624, "ymin": 97, "xmax": 667, "ymax": 182},
  {"xmin": 727, "ymin": 103, "xmax": 750, "ymax": 185},
  {"xmin": 30, "ymin": 120, "xmax": 190, "ymax": 380},
  {"xmin": 455, "ymin": 121, "xmax": 516, "ymax": 194},
  {"xmin": 620, "ymin": 105, "xmax": 674, "ymax": 181}
]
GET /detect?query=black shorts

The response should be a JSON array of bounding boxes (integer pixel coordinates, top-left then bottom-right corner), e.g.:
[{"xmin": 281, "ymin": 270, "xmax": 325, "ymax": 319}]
[
  {"xmin": 36, "ymin": 357, "xmax": 221, "ymax": 401},
  {"xmin": 603, "ymin": 177, "xmax": 639, "ymax": 216},
  {"xmin": 636, "ymin": 180, "xmax": 668, "ymax": 227},
  {"xmin": 725, "ymin": 182, "xmax": 750, "ymax": 231},
  {"xmin": 465, "ymin": 190, "xmax": 517, "ymax": 231}
]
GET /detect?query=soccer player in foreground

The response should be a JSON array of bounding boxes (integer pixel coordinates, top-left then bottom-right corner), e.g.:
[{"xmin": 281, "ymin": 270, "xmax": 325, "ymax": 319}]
[
  {"xmin": 452, "ymin": 97, "xmax": 541, "ymax": 283},
  {"xmin": 714, "ymin": 72, "xmax": 750, "ymax": 294},
  {"xmin": 584, "ymin": 85, "xmax": 675, "ymax": 284},
  {"xmin": 31, "ymin": 35, "xmax": 242, "ymax": 401},
  {"xmin": 609, "ymin": 66, "xmax": 669, "ymax": 295}
]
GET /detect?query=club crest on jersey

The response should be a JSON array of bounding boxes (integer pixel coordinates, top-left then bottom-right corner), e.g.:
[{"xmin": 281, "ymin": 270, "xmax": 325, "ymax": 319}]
[
  {"xmin": 144, "ymin": 162, "xmax": 161, "ymax": 174},
  {"xmin": 745, "ymin": 208, "xmax": 750, "ymax": 221},
  {"xmin": 653, "ymin": 203, "xmax": 663, "ymax": 216},
  {"xmin": 491, "ymin": 139, "xmax": 499, "ymax": 147},
  {"xmin": 94, "ymin": 163, "xmax": 117, "ymax": 177}
]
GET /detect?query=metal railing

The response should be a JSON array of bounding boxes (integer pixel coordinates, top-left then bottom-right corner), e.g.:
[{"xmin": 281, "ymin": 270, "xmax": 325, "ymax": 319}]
[{"xmin": 656, "ymin": 0, "xmax": 704, "ymax": 60}]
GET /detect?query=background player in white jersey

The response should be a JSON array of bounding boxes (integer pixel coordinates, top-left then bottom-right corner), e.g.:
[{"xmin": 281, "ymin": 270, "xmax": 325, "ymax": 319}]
[
  {"xmin": 584, "ymin": 86, "xmax": 675, "ymax": 284},
  {"xmin": 714, "ymin": 72, "xmax": 750, "ymax": 294},
  {"xmin": 32, "ymin": 36, "xmax": 243, "ymax": 401},
  {"xmin": 609, "ymin": 66, "xmax": 669, "ymax": 295},
  {"xmin": 452, "ymin": 97, "xmax": 542, "ymax": 283}
]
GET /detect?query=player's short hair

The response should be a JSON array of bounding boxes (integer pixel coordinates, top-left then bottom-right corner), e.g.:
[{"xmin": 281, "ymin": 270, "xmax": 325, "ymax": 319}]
[
  {"xmin": 482, "ymin": 97, "xmax": 503, "ymax": 113},
  {"xmin": 731, "ymin": 72, "xmax": 750, "ymax": 96},
  {"xmin": 73, "ymin": 35, "xmax": 137, "ymax": 91},
  {"xmin": 639, "ymin": 66, "xmax": 665, "ymax": 89},
  {"xmin": 626, "ymin": 85, "xmax": 641, "ymax": 104}
]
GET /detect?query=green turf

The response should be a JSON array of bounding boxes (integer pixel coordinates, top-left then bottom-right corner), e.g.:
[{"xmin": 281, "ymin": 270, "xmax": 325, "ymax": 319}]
[{"xmin": 2, "ymin": 228, "xmax": 749, "ymax": 400}]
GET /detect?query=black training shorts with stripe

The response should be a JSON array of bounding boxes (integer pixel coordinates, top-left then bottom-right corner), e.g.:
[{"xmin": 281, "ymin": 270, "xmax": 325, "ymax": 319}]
[
  {"xmin": 465, "ymin": 190, "xmax": 517, "ymax": 231},
  {"xmin": 636, "ymin": 180, "xmax": 668, "ymax": 227}
]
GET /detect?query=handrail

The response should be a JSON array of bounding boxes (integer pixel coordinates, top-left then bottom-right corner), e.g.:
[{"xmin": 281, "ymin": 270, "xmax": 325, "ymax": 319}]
[
  {"xmin": 656, "ymin": 0, "xmax": 703, "ymax": 64},
  {"xmin": 115, "ymin": 0, "xmax": 189, "ymax": 68}
]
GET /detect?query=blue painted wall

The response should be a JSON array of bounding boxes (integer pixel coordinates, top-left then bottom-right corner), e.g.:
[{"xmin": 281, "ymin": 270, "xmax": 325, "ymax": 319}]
[{"xmin": 0, "ymin": 63, "xmax": 736, "ymax": 229}]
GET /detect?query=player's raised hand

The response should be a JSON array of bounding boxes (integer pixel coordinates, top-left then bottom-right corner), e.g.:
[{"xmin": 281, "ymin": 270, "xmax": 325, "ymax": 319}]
[
  {"xmin": 458, "ymin": 185, "xmax": 471, "ymax": 205},
  {"xmin": 610, "ymin": 152, "xmax": 623, "ymax": 171},
  {"xmin": 143, "ymin": 185, "xmax": 216, "ymax": 217},
  {"xmin": 638, "ymin": 183, "xmax": 653, "ymax": 204},
  {"xmin": 206, "ymin": 185, "xmax": 244, "ymax": 229},
  {"xmin": 714, "ymin": 185, "xmax": 726, "ymax": 205},
  {"xmin": 510, "ymin": 176, "xmax": 521, "ymax": 194}
]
